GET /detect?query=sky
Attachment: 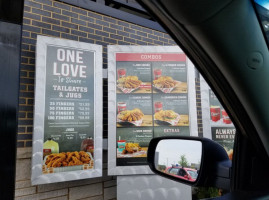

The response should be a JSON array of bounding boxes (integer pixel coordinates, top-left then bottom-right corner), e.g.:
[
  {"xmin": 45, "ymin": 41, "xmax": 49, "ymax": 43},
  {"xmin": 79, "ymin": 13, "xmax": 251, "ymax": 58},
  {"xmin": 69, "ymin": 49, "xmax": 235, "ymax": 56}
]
[
  {"xmin": 156, "ymin": 139, "xmax": 202, "ymax": 167},
  {"xmin": 255, "ymin": 0, "xmax": 269, "ymax": 10}
]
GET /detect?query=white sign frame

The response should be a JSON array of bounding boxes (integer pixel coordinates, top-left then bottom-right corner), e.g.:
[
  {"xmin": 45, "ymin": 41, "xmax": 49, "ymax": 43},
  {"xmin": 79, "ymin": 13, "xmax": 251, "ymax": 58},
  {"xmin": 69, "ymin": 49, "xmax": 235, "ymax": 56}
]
[
  {"xmin": 200, "ymin": 75, "xmax": 235, "ymax": 139},
  {"xmin": 200, "ymin": 76, "xmax": 212, "ymax": 139},
  {"xmin": 108, "ymin": 45, "xmax": 198, "ymax": 175},
  {"xmin": 31, "ymin": 35, "xmax": 103, "ymax": 185}
]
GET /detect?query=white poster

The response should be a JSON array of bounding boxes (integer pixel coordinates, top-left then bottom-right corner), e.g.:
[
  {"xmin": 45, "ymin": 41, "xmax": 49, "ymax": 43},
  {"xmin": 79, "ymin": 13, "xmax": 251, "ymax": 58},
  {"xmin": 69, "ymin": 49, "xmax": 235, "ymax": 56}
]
[
  {"xmin": 108, "ymin": 46, "xmax": 198, "ymax": 175},
  {"xmin": 31, "ymin": 36, "xmax": 103, "ymax": 185}
]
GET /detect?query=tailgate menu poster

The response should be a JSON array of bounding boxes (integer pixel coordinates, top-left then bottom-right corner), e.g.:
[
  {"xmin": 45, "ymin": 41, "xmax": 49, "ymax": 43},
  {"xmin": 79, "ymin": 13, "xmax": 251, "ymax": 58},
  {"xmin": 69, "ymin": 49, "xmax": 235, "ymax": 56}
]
[
  {"xmin": 209, "ymin": 89, "xmax": 235, "ymax": 160},
  {"xmin": 32, "ymin": 36, "xmax": 103, "ymax": 185},
  {"xmin": 107, "ymin": 46, "xmax": 198, "ymax": 175}
]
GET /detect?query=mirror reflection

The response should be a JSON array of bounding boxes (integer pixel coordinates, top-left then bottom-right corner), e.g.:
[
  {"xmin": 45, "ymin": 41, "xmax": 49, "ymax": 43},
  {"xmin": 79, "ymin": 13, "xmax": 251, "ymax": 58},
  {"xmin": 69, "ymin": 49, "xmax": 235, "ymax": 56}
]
[{"xmin": 155, "ymin": 139, "xmax": 202, "ymax": 182}]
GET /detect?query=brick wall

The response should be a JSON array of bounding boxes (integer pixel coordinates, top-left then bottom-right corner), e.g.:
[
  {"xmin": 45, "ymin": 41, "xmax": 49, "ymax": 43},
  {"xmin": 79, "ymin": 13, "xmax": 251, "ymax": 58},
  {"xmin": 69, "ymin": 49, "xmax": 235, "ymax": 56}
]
[
  {"xmin": 18, "ymin": 0, "xmax": 176, "ymax": 147},
  {"xmin": 16, "ymin": 0, "xmax": 177, "ymax": 199}
]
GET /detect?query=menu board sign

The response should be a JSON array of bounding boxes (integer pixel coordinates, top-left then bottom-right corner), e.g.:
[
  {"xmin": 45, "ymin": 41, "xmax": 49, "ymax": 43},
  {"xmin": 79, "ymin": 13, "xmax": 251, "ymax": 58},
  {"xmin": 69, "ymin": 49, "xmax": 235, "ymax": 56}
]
[
  {"xmin": 32, "ymin": 36, "xmax": 103, "ymax": 185},
  {"xmin": 108, "ymin": 46, "xmax": 198, "ymax": 175},
  {"xmin": 200, "ymin": 77, "xmax": 235, "ymax": 160}
]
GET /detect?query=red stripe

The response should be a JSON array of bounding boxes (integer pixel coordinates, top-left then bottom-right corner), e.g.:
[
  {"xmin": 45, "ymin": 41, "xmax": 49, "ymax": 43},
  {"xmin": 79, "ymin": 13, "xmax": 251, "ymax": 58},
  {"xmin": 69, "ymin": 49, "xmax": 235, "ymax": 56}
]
[{"xmin": 116, "ymin": 53, "xmax": 186, "ymax": 61}]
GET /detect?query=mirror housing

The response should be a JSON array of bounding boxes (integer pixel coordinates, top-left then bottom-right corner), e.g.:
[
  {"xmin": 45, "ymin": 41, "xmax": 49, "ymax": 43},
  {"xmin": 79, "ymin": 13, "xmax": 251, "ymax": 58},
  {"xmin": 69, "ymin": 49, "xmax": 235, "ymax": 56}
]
[{"xmin": 147, "ymin": 136, "xmax": 231, "ymax": 190}]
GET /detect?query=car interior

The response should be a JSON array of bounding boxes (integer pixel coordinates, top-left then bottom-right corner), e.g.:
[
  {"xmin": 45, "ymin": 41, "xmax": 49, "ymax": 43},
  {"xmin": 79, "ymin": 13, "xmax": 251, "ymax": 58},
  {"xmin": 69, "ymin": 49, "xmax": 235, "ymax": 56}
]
[
  {"xmin": 1, "ymin": 0, "xmax": 269, "ymax": 199},
  {"xmin": 137, "ymin": 0, "xmax": 269, "ymax": 199}
]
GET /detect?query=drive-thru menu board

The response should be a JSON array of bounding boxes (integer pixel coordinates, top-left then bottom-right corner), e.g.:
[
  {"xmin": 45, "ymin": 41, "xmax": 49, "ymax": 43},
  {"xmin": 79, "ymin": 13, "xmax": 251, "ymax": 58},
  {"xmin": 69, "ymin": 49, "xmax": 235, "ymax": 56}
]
[
  {"xmin": 200, "ymin": 77, "xmax": 235, "ymax": 160},
  {"xmin": 108, "ymin": 46, "xmax": 198, "ymax": 175},
  {"xmin": 32, "ymin": 36, "xmax": 103, "ymax": 185}
]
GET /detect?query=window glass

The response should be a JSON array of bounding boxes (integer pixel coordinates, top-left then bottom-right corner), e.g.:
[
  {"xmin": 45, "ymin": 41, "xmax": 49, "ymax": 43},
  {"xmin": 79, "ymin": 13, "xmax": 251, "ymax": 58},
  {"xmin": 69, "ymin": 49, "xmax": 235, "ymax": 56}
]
[
  {"xmin": 254, "ymin": 0, "xmax": 269, "ymax": 46},
  {"xmin": 179, "ymin": 169, "xmax": 187, "ymax": 176},
  {"xmin": 187, "ymin": 170, "xmax": 198, "ymax": 179},
  {"xmin": 169, "ymin": 168, "xmax": 179, "ymax": 175},
  {"xmin": 15, "ymin": 0, "xmax": 236, "ymax": 200}
]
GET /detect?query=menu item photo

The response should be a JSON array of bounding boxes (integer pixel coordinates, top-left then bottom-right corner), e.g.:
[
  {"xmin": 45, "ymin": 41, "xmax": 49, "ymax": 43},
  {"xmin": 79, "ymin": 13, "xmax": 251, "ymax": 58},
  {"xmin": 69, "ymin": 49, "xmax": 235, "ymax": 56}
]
[
  {"xmin": 122, "ymin": 143, "xmax": 141, "ymax": 154},
  {"xmin": 43, "ymin": 138, "xmax": 59, "ymax": 157},
  {"xmin": 153, "ymin": 75, "xmax": 181, "ymax": 93},
  {"xmin": 80, "ymin": 137, "xmax": 94, "ymax": 156},
  {"xmin": 117, "ymin": 108, "xmax": 144, "ymax": 126},
  {"xmin": 117, "ymin": 142, "xmax": 147, "ymax": 158},
  {"xmin": 116, "ymin": 93, "xmax": 153, "ymax": 127},
  {"xmin": 116, "ymin": 67, "xmax": 151, "ymax": 94},
  {"xmin": 209, "ymin": 90, "xmax": 234, "ymax": 126},
  {"xmin": 116, "ymin": 61, "xmax": 152, "ymax": 94},
  {"xmin": 117, "ymin": 75, "xmax": 142, "ymax": 92},
  {"xmin": 42, "ymin": 151, "xmax": 93, "ymax": 174},
  {"xmin": 154, "ymin": 110, "xmax": 181, "ymax": 126},
  {"xmin": 210, "ymin": 106, "xmax": 233, "ymax": 125}
]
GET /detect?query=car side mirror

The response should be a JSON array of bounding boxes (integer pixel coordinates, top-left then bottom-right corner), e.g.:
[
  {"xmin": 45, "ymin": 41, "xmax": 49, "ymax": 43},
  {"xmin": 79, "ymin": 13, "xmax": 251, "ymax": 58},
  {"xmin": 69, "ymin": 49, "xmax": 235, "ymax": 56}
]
[{"xmin": 147, "ymin": 136, "xmax": 231, "ymax": 190}]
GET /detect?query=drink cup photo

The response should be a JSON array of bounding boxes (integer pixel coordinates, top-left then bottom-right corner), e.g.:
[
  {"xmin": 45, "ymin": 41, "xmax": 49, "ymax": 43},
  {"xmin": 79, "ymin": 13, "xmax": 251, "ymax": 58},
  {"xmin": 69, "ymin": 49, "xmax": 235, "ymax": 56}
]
[
  {"xmin": 153, "ymin": 69, "xmax": 162, "ymax": 80},
  {"xmin": 117, "ymin": 140, "xmax": 126, "ymax": 152},
  {"xmin": 210, "ymin": 106, "xmax": 221, "ymax": 122},
  {"xmin": 117, "ymin": 68, "xmax": 126, "ymax": 79},
  {"xmin": 222, "ymin": 109, "xmax": 232, "ymax": 124},
  {"xmin": 154, "ymin": 101, "xmax": 163, "ymax": 113},
  {"xmin": 117, "ymin": 102, "xmax": 127, "ymax": 114}
]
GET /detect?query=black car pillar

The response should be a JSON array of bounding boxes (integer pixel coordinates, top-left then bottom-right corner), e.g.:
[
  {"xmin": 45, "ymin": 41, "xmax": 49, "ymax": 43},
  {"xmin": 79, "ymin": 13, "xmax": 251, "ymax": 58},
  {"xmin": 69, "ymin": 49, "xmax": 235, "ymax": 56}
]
[{"xmin": 0, "ymin": 0, "xmax": 24, "ymax": 199}]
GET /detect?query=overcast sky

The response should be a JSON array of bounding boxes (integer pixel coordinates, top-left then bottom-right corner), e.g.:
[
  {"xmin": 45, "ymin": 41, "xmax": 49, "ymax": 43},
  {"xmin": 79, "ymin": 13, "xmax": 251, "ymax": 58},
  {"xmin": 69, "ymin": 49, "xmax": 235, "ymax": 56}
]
[{"xmin": 156, "ymin": 139, "xmax": 202, "ymax": 167}]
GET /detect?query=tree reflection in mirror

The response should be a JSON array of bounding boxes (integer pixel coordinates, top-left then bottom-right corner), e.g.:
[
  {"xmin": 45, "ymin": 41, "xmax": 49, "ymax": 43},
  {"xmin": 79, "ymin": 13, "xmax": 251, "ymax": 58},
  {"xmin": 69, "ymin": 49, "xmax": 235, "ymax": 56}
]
[{"xmin": 155, "ymin": 139, "xmax": 202, "ymax": 182}]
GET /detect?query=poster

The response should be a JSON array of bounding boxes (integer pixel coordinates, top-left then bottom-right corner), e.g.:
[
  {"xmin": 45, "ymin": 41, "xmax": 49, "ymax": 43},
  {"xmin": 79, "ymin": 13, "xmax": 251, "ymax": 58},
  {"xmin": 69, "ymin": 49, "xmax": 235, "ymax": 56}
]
[
  {"xmin": 32, "ymin": 36, "xmax": 103, "ymax": 185},
  {"xmin": 200, "ymin": 76, "xmax": 235, "ymax": 160},
  {"xmin": 108, "ymin": 46, "xmax": 198, "ymax": 175}
]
